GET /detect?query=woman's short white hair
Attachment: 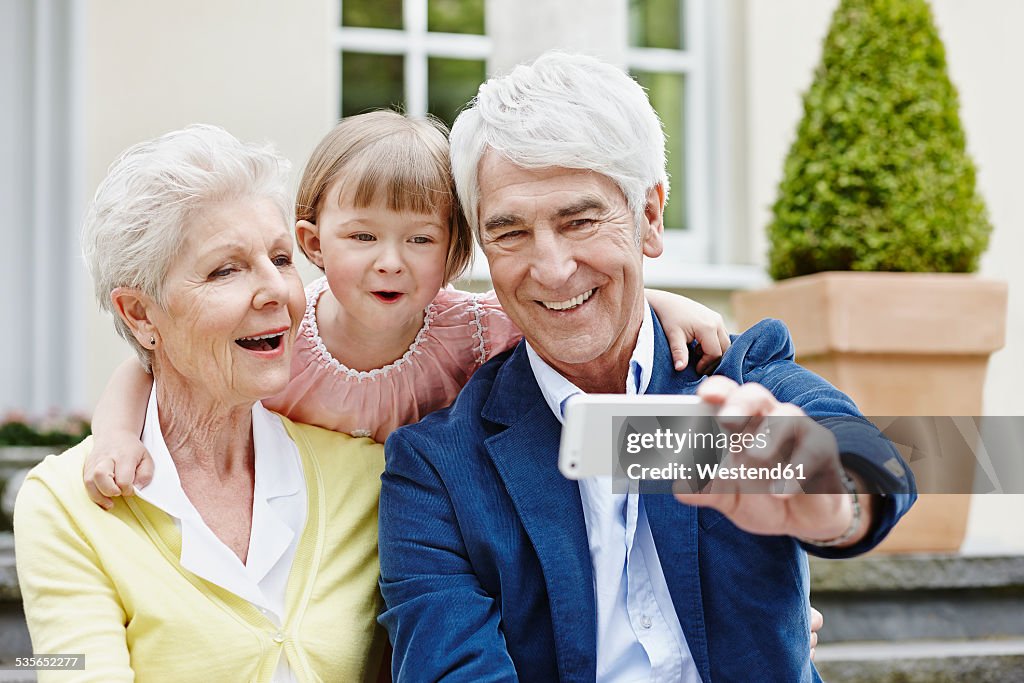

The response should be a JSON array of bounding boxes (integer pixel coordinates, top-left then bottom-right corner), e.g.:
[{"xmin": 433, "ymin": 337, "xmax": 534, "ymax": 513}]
[
  {"xmin": 81, "ymin": 124, "xmax": 292, "ymax": 369},
  {"xmin": 449, "ymin": 51, "xmax": 669, "ymax": 240}
]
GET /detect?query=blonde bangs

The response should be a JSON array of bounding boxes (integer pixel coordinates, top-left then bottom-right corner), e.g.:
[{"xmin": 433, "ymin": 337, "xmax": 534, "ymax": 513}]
[
  {"xmin": 346, "ymin": 133, "xmax": 453, "ymax": 216},
  {"xmin": 295, "ymin": 110, "xmax": 473, "ymax": 282}
]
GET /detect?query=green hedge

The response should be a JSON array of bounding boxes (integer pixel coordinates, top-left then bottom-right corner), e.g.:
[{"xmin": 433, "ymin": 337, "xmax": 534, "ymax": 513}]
[
  {"xmin": 768, "ymin": 0, "xmax": 991, "ymax": 280},
  {"xmin": 0, "ymin": 417, "xmax": 91, "ymax": 448}
]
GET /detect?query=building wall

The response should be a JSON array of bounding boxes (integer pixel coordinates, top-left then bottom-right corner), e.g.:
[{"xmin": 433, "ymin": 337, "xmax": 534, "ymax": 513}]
[
  {"xmin": 82, "ymin": 0, "xmax": 336, "ymax": 408},
  {"xmin": 77, "ymin": 0, "xmax": 1022, "ymax": 414}
]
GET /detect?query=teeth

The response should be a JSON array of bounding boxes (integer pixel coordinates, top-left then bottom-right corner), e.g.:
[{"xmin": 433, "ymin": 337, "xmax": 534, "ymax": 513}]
[
  {"xmin": 541, "ymin": 288, "xmax": 595, "ymax": 311},
  {"xmin": 237, "ymin": 332, "xmax": 283, "ymax": 341}
]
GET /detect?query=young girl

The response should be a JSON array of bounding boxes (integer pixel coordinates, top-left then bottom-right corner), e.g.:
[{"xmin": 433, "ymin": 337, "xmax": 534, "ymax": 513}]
[{"xmin": 85, "ymin": 110, "xmax": 730, "ymax": 505}]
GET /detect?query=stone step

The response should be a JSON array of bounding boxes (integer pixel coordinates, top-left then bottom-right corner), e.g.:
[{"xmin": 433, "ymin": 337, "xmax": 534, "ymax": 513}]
[
  {"xmin": 814, "ymin": 638, "xmax": 1024, "ymax": 682},
  {"xmin": 3, "ymin": 529, "xmax": 1024, "ymax": 680},
  {"xmin": 0, "ymin": 671, "xmax": 35, "ymax": 683},
  {"xmin": 810, "ymin": 553, "xmax": 1024, "ymax": 643}
]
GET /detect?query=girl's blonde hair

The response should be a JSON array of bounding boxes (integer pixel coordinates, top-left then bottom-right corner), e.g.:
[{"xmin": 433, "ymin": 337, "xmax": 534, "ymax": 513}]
[{"xmin": 296, "ymin": 110, "xmax": 473, "ymax": 283}]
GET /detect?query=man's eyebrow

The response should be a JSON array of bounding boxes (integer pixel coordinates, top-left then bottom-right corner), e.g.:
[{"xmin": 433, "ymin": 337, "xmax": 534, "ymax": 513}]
[
  {"xmin": 482, "ymin": 214, "xmax": 525, "ymax": 231},
  {"xmin": 555, "ymin": 197, "xmax": 606, "ymax": 218}
]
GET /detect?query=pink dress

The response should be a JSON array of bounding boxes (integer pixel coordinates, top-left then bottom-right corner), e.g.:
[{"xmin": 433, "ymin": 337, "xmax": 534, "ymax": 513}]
[{"xmin": 264, "ymin": 278, "xmax": 522, "ymax": 443}]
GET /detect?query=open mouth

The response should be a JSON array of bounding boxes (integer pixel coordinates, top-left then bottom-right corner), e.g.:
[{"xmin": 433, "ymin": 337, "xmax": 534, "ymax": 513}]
[
  {"xmin": 372, "ymin": 291, "xmax": 404, "ymax": 303},
  {"xmin": 540, "ymin": 288, "xmax": 596, "ymax": 312},
  {"xmin": 235, "ymin": 332, "xmax": 285, "ymax": 352}
]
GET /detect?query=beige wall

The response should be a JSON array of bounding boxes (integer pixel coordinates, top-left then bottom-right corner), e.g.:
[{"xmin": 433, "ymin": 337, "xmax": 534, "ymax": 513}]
[{"xmin": 82, "ymin": 0, "xmax": 336, "ymax": 408}]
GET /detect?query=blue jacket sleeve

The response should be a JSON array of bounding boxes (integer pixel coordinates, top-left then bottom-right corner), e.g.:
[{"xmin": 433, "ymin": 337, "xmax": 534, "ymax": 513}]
[
  {"xmin": 378, "ymin": 430, "xmax": 518, "ymax": 682},
  {"xmin": 717, "ymin": 318, "xmax": 917, "ymax": 557}
]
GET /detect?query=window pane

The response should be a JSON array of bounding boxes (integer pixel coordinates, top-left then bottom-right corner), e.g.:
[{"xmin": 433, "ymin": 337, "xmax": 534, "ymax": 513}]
[
  {"xmin": 629, "ymin": 0, "xmax": 683, "ymax": 50},
  {"xmin": 428, "ymin": 0, "xmax": 484, "ymax": 34},
  {"xmin": 427, "ymin": 57, "xmax": 485, "ymax": 128},
  {"xmin": 341, "ymin": 52, "xmax": 405, "ymax": 117},
  {"xmin": 632, "ymin": 70, "xmax": 686, "ymax": 230},
  {"xmin": 341, "ymin": 0, "xmax": 403, "ymax": 30}
]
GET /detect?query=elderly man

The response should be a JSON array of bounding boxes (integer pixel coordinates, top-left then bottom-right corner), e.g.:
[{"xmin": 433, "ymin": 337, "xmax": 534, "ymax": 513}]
[{"xmin": 378, "ymin": 52, "xmax": 915, "ymax": 682}]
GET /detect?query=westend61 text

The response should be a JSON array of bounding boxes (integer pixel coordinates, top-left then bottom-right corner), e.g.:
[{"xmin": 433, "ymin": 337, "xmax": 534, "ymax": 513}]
[
  {"xmin": 626, "ymin": 462, "xmax": 807, "ymax": 481},
  {"xmin": 624, "ymin": 427, "xmax": 770, "ymax": 455}
]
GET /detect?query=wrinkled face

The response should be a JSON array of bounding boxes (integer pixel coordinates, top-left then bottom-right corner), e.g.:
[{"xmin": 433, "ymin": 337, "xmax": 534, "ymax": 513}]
[
  {"xmin": 477, "ymin": 153, "xmax": 664, "ymax": 376},
  {"xmin": 315, "ymin": 180, "xmax": 450, "ymax": 335},
  {"xmin": 150, "ymin": 198, "xmax": 305, "ymax": 407}
]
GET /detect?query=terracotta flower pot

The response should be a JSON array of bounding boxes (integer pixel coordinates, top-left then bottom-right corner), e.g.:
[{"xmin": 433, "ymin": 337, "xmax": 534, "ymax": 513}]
[{"xmin": 732, "ymin": 272, "xmax": 1008, "ymax": 553}]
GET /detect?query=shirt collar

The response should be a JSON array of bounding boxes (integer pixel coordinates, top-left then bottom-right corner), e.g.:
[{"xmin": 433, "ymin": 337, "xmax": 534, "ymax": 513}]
[
  {"xmin": 136, "ymin": 386, "xmax": 301, "ymax": 508},
  {"xmin": 527, "ymin": 300, "xmax": 655, "ymax": 424},
  {"xmin": 135, "ymin": 385, "xmax": 194, "ymax": 519},
  {"xmin": 135, "ymin": 385, "xmax": 304, "ymax": 611},
  {"xmin": 251, "ymin": 401, "xmax": 303, "ymax": 501}
]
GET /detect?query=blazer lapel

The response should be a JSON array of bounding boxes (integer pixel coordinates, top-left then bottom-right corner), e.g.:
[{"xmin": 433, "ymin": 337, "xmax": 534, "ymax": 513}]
[{"xmin": 482, "ymin": 343, "xmax": 597, "ymax": 682}]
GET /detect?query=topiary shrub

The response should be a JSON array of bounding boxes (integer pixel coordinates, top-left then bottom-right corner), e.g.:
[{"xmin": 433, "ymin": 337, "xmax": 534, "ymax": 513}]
[{"xmin": 767, "ymin": 0, "xmax": 992, "ymax": 280}]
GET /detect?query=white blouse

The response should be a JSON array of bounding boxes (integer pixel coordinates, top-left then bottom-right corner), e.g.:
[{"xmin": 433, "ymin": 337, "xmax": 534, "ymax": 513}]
[{"xmin": 136, "ymin": 386, "xmax": 307, "ymax": 683}]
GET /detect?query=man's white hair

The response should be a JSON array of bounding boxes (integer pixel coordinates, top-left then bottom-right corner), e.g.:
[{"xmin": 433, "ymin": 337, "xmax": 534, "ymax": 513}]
[
  {"xmin": 449, "ymin": 50, "xmax": 669, "ymax": 240},
  {"xmin": 81, "ymin": 124, "xmax": 291, "ymax": 369}
]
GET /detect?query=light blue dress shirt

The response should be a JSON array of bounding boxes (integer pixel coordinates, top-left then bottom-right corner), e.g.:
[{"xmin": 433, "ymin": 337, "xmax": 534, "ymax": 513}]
[{"xmin": 526, "ymin": 303, "xmax": 702, "ymax": 683}]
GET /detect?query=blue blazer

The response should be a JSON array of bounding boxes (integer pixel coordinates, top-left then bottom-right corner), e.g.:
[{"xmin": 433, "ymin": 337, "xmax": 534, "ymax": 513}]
[{"xmin": 379, "ymin": 317, "xmax": 915, "ymax": 682}]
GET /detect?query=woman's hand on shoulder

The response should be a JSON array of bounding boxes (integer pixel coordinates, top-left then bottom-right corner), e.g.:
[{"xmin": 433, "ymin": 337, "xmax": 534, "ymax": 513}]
[
  {"xmin": 645, "ymin": 288, "xmax": 731, "ymax": 375},
  {"xmin": 84, "ymin": 430, "xmax": 154, "ymax": 509}
]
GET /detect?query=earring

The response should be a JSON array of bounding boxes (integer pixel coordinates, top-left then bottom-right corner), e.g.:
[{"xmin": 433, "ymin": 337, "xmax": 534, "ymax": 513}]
[{"xmin": 149, "ymin": 336, "xmax": 156, "ymax": 346}]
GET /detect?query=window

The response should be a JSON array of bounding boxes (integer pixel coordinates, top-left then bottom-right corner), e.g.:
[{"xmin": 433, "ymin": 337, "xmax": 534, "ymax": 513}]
[
  {"xmin": 336, "ymin": 0, "xmax": 490, "ymax": 127},
  {"xmin": 336, "ymin": 0, "xmax": 760, "ymax": 288},
  {"xmin": 628, "ymin": 0, "xmax": 709, "ymax": 267}
]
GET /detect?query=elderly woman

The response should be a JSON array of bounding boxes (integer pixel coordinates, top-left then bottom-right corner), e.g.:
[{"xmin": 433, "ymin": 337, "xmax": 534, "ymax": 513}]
[{"xmin": 14, "ymin": 125, "xmax": 386, "ymax": 682}]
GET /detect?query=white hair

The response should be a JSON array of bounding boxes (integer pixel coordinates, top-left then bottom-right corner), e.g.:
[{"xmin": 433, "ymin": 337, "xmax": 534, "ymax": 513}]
[
  {"xmin": 449, "ymin": 51, "xmax": 669, "ymax": 240},
  {"xmin": 81, "ymin": 124, "xmax": 292, "ymax": 369}
]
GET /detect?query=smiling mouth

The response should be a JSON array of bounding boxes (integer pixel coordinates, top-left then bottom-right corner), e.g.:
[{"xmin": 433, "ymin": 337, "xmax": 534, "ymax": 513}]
[
  {"xmin": 235, "ymin": 332, "xmax": 285, "ymax": 352},
  {"xmin": 372, "ymin": 291, "xmax": 404, "ymax": 303},
  {"xmin": 539, "ymin": 288, "xmax": 596, "ymax": 311}
]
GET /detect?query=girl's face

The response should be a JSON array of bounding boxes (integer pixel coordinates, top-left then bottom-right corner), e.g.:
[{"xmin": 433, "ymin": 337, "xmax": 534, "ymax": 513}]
[{"xmin": 303, "ymin": 180, "xmax": 450, "ymax": 335}]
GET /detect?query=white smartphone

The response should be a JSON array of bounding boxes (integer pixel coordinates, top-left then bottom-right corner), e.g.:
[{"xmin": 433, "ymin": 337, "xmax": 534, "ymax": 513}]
[{"xmin": 558, "ymin": 394, "xmax": 717, "ymax": 479}]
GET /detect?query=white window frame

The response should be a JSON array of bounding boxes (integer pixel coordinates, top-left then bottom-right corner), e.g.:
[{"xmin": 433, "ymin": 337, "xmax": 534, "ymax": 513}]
[
  {"xmin": 337, "ymin": 0, "xmax": 764, "ymax": 291},
  {"xmin": 335, "ymin": 0, "xmax": 492, "ymax": 118},
  {"xmin": 626, "ymin": 0, "xmax": 710, "ymax": 276},
  {"xmin": 626, "ymin": 0, "xmax": 764, "ymax": 290}
]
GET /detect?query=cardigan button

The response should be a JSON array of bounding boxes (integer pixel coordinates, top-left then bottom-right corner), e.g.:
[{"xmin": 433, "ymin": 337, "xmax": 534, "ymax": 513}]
[{"xmin": 273, "ymin": 632, "xmax": 285, "ymax": 644}]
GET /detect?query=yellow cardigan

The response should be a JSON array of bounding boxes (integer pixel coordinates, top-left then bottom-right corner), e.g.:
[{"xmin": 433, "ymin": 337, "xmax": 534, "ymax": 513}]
[{"xmin": 14, "ymin": 415, "xmax": 386, "ymax": 683}]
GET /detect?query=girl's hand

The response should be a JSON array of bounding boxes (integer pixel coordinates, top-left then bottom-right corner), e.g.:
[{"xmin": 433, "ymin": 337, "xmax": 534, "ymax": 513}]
[
  {"xmin": 645, "ymin": 289, "xmax": 731, "ymax": 375},
  {"xmin": 810, "ymin": 606, "xmax": 824, "ymax": 660},
  {"xmin": 83, "ymin": 431, "xmax": 154, "ymax": 509}
]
